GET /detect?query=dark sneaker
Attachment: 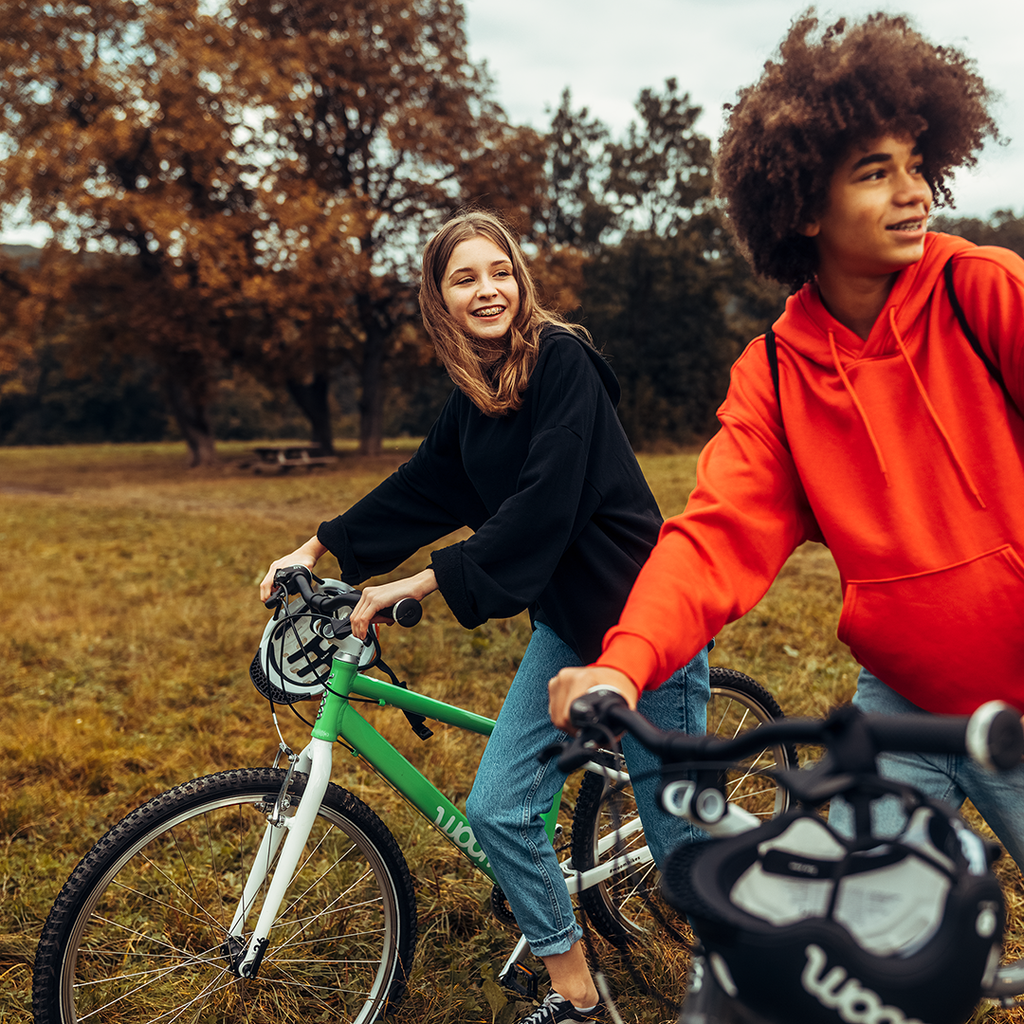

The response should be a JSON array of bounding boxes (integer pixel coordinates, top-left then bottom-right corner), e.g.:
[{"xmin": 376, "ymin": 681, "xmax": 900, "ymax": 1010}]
[{"xmin": 514, "ymin": 991, "xmax": 604, "ymax": 1024}]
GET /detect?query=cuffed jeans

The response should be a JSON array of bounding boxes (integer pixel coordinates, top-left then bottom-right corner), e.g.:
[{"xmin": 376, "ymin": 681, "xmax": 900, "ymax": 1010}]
[
  {"xmin": 465, "ymin": 623, "xmax": 710, "ymax": 956},
  {"xmin": 829, "ymin": 668, "xmax": 1024, "ymax": 869}
]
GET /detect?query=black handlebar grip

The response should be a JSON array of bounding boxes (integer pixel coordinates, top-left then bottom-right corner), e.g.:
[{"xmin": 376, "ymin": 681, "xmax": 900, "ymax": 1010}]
[
  {"xmin": 292, "ymin": 569, "xmax": 316, "ymax": 604},
  {"xmin": 866, "ymin": 713, "xmax": 970, "ymax": 757},
  {"xmin": 391, "ymin": 597, "xmax": 423, "ymax": 628},
  {"xmin": 866, "ymin": 702, "xmax": 1024, "ymax": 772}
]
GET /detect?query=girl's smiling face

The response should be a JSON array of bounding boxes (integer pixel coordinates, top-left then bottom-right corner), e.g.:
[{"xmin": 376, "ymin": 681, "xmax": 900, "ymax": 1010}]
[{"xmin": 441, "ymin": 235, "xmax": 521, "ymax": 344}]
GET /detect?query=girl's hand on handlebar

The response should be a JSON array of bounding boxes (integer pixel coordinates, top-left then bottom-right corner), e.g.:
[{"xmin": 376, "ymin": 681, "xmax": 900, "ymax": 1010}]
[
  {"xmin": 548, "ymin": 666, "xmax": 640, "ymax": 732},
  {"xmin": 350, "ymin": 569, "xmax": 438, "ymax": 640},
  {"xmin": 259, "ymin": 535, "xmax": 328, "ymax": 603}
]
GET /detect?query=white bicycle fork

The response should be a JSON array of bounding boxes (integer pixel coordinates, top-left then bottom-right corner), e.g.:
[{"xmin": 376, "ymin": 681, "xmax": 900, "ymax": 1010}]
[{"xmin": 227, "ymin": 737, "xmax": 334, "ymax": 977}]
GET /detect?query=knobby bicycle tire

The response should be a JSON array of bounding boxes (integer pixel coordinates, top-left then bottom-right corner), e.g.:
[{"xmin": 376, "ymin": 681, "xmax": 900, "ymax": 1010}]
[
  {"xmin": 572, "ymin": 667, "xmax": 797, "ymax": 944},
  {"xmin": 32, "ymin": 768, "xmax": 417, "ymax": 1024}
]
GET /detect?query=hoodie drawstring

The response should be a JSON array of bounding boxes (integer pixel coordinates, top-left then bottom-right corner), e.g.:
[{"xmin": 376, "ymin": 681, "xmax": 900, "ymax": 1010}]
[
  {"xmin": 823, "ymin": 316, "xmax": 986, "ymax": 508},
  {"xmin": 888, "ymin": 307, "xmax": 987, "ymax": 509},
  {"xmin": 827, "ymin": 329, "xmax": 891, "ymax": 486}
]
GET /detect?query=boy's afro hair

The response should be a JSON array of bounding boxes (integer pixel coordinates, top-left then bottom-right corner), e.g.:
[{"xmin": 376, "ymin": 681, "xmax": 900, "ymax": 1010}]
[{"xmin": 716, "ymin": 10, "xmax": 998, "ymax": 289}]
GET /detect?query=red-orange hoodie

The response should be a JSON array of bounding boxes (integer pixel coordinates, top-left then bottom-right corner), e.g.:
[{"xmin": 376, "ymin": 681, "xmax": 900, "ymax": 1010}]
[{"xmin": 598, "ymin": 233, "xmax": 1024, "ymax": 714}]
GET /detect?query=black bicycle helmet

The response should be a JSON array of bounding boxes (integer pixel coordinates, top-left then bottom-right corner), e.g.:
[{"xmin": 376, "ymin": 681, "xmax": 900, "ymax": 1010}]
[
  {"xmin": 663, "ymin": 805, "xmax": 1003, "ymax": 1024},
  {"xmin": 249, "ymin": 578, "xmax": 375, "ymax": 704}
]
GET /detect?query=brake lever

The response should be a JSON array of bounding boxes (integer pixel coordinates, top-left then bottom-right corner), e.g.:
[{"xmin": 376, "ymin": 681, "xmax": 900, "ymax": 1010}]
[
  {"xmin": 538, "ymin": 738, "xmax": 591, "ymax": 773},
  {"xmin": 271, "ymin": 564, "xmax": 325, "ymax": 601},
  {"xmin": 539, "ymin": 724, "xmax": 621, "ymax": 773}
]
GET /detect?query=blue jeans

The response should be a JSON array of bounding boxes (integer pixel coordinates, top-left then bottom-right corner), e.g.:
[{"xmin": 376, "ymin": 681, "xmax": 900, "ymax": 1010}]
[
  {"xmin": 465, "ymin": 623, "xmax": 709, "ymax": 956},
  {"xmin": 829, "ymin": 668, "xmax": 1024, "ymax": 869}
]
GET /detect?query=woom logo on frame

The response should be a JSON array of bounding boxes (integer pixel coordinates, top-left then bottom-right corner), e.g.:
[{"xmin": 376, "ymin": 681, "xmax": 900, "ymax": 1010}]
[
  {"xmin": 434, "ymin": 806, "xmax": 489, "ymax": 867},
  {"xmin": 801, "ymin": 944, "xmax": 925, "ymax": 1024}
]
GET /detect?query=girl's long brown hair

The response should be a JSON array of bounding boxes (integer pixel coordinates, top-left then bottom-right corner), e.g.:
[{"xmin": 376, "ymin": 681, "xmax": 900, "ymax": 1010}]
[{"xmin": 420, "ymin": 211, "xmax": 589, "ymax": 415}]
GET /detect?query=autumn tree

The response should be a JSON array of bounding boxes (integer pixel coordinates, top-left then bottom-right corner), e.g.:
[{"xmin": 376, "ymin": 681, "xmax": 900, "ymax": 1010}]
[
  {"xmin": 603, "ymin": 79, "xmax": 714, "ymax": 237},
  {"xmin": 230, "ymin": 0, "xmax": 548, "ymax": 453},
  {"xmin": 931, "ymin": 208, "xmax": 1024, "ymax": 259},
  {"xmin": 0, "ymin": 0, "xmax": 546, "ymax": 462},
  {"xmin": 0, "ymin": 251, "xmax": 39, "ymax": 396},
  {"xmin": 541, "ymin": 89, "xmax": 613, "ymax": 253},
  {"xmin": 544, "ymin": 82, "xmax": 783, "ymax": 447}
]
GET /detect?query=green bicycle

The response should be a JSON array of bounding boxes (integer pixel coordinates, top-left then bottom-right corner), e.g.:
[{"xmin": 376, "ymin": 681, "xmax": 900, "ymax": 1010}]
[{"xmin": 32, "ymin": 566, "xmax": 796, "ymax": 1024}]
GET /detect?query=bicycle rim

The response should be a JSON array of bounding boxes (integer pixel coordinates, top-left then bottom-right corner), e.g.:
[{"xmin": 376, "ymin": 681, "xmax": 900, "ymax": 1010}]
[
  {"xmin": 33, "ymin": 769, "xmax": 417, "ymax": 1024},
  {"xmin": 706, "ymin": 668, "xmax": 797, "ymax": 820},
  {"xmin": 574, "ymin": 667, "xmax": 796, "ymax": 943}
]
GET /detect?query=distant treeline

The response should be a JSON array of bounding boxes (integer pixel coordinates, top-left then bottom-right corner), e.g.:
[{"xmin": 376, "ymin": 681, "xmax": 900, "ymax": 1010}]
[{"xmin": 0, "ymin": 1, "xmax": 1019, "ymax": 461}]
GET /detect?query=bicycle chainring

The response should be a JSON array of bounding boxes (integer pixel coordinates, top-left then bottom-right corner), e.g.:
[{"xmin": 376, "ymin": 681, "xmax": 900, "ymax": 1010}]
[{"xmin": 490, "ymin": 885, "xmax": 519, "ymax": 927}]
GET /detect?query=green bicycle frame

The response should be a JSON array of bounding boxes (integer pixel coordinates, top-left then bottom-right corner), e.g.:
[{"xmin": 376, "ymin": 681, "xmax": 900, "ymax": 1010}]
[{"xmin": 310, "ymin": 650, "xmax": 563, "ymax": 883}]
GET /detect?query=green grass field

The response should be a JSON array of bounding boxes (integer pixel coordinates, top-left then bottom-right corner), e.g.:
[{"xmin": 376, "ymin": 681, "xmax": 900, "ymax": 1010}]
[{"xmin": 1, "ymin": 441, "xmax": 1020, "ymax": 1023}]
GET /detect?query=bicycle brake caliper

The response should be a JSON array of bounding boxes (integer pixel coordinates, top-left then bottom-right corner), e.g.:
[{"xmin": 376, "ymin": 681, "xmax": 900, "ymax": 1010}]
[{"xmin": 269, "ymin": 743, "xmax": 298, "ymax": 827}]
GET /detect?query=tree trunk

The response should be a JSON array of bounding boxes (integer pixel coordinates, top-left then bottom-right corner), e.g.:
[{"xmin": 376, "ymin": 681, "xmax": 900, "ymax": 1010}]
[
  {"xmin": 358, "ymin": 318, "xmax": 387, "ymax": 457},
  {"xmin": 162, "ymin": 374, "xmax": 217, "ymax": 467},
  {"xmin": 285, "ymin": 371, "xmax": 334, "ymax": 453}
]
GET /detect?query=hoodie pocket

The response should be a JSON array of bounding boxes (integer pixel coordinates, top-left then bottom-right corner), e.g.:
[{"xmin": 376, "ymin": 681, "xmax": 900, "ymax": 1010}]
[{"xmin": 837, "ymin": 545, "xmax": 1024, "ymax": 714}]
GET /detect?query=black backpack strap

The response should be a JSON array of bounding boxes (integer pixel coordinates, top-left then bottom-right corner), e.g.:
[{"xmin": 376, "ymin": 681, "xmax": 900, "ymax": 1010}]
[
  {"xmin": 765, "ymin": 328, "xmax": 780, "ymax": 397},
  {"xmin": 943, "ymin": 256, "xmax": 1014, "ymax": 408},
  {"xmin": 765, "ymin": 327, "xmax": 785, "ymax": 432}
]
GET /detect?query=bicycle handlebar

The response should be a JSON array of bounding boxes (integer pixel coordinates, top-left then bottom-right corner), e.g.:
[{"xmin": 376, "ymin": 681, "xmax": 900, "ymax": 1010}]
[
  {"xmin": 266, "ymin": 565, "xmax": 423, "ymax": 634},
  {"xmin": 559, "ymin": 688, "xmax": 1024, "ymax": 775}
]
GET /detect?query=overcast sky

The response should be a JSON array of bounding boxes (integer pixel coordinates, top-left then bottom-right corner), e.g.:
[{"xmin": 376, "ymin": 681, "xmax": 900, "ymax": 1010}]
[
  {"xmin": 463, "ymin": 0, "xmax": 1024, "ymax": 221},
  {"xmin": 3, "ymin": 1, "xmax": 1020, "ymax": 245}
]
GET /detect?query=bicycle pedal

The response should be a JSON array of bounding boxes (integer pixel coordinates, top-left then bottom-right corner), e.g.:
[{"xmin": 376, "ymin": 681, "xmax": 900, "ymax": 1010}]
[{"xmin": 500, "ymin": 962, "xmax": 539, "ymax": 1000}]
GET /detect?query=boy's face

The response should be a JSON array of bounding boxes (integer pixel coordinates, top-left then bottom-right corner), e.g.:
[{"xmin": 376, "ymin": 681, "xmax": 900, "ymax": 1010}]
[{"xmin": 800, "ymin": 133, "xmax": 933, "ymax": 282}]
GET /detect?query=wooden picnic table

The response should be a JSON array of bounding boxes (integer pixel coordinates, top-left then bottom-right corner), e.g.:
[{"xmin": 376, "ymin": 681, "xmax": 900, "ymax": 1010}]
[{"xmin": 248, "ymin": 445, "xmax": 338, "ymax": 473}]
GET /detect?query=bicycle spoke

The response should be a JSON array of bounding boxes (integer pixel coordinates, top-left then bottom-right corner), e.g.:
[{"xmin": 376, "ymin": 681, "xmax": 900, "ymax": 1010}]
[{"xmin": 37, "ymin": 771, "xmax": 416, "ymax": 1024}]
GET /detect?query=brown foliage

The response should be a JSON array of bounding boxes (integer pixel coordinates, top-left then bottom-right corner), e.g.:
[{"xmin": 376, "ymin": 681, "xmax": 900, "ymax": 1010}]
[{"xmin": 0, "ymin": 0, "xmax": 548, "ymax": 460}]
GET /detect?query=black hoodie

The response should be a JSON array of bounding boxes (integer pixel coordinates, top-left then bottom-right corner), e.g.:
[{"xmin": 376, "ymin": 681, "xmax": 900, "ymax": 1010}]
[{"xmin": 316, "ymin": 325, "xmax": 662, "ymax": 662}]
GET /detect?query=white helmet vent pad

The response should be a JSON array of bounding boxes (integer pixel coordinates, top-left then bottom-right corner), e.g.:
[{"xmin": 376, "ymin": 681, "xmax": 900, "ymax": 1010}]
[{"xmin": 250, "ymin": 578, "xmax": 374, "ymax": 704}]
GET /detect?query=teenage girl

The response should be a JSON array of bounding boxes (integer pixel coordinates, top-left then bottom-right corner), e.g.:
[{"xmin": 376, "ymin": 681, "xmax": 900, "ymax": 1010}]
[{"xmin": 260, "ymin": 210, "xmax": 708, "ymax": 1024}]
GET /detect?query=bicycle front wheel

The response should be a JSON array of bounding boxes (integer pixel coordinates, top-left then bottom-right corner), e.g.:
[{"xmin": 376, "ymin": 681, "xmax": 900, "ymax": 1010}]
[
  {"xmin": 573, "ymin": 667, "xmax": 796, "ymax": 943},
  {"xmin": 32, "ymin": 768, "xmax": 417, "ymax": 1024}
]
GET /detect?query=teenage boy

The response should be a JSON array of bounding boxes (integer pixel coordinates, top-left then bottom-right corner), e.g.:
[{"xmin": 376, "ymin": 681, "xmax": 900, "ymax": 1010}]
[{"xmin": 550, "ymin": 12, "xmax": 1024, "ymax": 864}]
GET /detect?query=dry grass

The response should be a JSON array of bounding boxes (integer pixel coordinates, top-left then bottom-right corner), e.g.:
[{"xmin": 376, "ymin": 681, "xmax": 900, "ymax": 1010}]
[{"xmin": 1, "ymin": 440, "xmax": 1022, "ymax": 1023}]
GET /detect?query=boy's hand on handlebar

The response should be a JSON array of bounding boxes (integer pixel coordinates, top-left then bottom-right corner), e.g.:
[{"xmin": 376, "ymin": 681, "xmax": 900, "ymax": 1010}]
[
  {"xmin": 350, "ymin": 569, "xmax": 437, "ymax": 640},
  {"xmin": 259, "ymin": 535, "xmax": 327, "ymax": 603},
  {"xmin": 548, "ymin": 666, "xmax": 640, "ymax": 732}
]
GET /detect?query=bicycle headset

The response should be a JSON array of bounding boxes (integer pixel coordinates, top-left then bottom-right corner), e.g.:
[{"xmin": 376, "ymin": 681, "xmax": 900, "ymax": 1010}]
[
  {"xmin": 662, "ymin": 801, "xmax": 1004, "ymax": 1024},
  {"xmin": 250, "ymin": 578, "xmax": 376, "ymax": 704}
]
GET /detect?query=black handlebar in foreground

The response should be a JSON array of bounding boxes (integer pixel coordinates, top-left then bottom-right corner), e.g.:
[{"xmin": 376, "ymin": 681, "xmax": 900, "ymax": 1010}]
[
  {"xmin": 559, "ymin": 688, "xmax": 1024, "ymax": 776},
  {"xmin": 267, "ymin": 564, "xmax": 423, "ymax": 635}
]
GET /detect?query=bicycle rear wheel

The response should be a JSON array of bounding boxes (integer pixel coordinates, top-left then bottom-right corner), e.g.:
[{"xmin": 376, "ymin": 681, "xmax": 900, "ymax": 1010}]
[
  {"xmin": 32, "ymin": 768, "xmax": 417, "ymax": 1024},
  {"xmin": 573, "ymin": 667, "xmax": 796, "ymax": 943}
]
